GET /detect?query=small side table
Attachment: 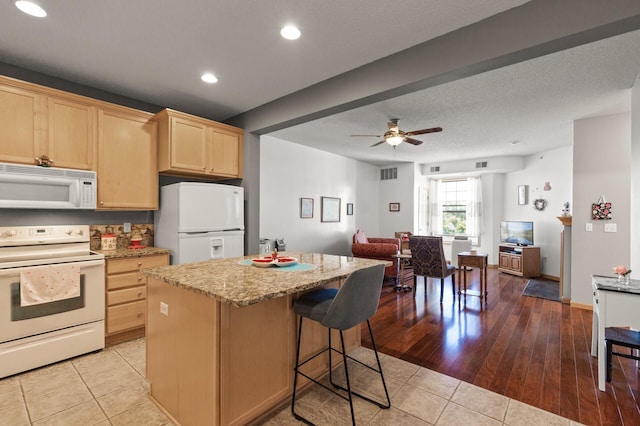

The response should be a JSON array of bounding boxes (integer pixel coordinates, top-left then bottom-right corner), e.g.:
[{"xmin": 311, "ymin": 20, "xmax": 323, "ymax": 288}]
[
  {"xmin": 457, "ymin": 251, "xmax": 488, "ymax": 299},
  {"xmin": 393, "ymin": 253, "xmax": 412, "ymax": 291}
]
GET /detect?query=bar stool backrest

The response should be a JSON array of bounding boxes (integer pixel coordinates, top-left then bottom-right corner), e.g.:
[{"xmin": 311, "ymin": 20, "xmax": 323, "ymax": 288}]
[{"xmin": 322, "ymin": 264, "xmax": 385, "ymax": 330}]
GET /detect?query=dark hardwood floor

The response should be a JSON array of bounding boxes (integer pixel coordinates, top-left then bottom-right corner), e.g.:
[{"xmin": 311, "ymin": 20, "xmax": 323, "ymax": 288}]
[{"xmin": 362, "ymin": 268, "xmax": 640, "ymax": 425}]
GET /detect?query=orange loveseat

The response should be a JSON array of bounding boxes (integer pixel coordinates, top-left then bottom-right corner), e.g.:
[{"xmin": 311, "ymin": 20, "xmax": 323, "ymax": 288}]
[{"xmin": 351, "ymin": 230, "xmax": 400, "ymax": 279}]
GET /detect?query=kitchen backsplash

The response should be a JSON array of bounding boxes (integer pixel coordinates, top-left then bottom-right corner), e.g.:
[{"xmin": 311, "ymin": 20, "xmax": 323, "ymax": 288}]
[{"xmin": 90, "ymin": 224, "xmax": 155, "ymax": 250}]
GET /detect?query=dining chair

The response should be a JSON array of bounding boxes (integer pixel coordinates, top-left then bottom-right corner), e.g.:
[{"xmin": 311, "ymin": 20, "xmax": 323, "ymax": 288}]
[{"xmin": 409, "ymin": 236, "xmax": 456, "ymax": 302}]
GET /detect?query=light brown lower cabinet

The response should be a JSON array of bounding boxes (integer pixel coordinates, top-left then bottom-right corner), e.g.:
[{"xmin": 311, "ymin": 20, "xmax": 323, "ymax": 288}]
[
  {"xmin": 146, "ymin": 278, "xmax": 359, "ymax": 426},
  {"xmin": 105, "ymin": 254, "xmax": 168, "ymax": 346}
]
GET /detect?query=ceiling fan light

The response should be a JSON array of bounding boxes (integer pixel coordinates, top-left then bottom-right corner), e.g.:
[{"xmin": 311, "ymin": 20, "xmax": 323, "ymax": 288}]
[{"xmin": 386, "ymin": 135, "xmax": 404, "ymax": 146}]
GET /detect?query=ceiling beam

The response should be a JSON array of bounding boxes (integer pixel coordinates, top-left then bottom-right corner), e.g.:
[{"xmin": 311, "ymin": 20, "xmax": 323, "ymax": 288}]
[{"xmin": 228, "ymin": 0, "xmax": 640, "ymax": 135}]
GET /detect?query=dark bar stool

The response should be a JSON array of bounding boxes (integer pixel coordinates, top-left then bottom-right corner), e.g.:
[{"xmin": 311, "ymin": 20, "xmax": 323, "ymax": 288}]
[
  {"xmin": 291, "ymin": 264, "xmax": 390, "ymax": 425},
  {"xmin": 605, "ymin": 327, "xmax": 640, "ymax": 383}
]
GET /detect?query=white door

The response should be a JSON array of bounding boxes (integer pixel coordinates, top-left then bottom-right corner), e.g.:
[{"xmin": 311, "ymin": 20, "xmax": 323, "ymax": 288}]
[
  {"xmin": 177, "ymin": 231, "xmax": 244, "ymax": 264},
  {"xmin": 177, "ymin": 183, "xmax": 244, "ymax": 232}
]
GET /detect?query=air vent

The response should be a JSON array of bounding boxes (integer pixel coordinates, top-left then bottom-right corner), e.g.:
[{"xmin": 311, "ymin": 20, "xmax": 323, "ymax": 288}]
[
  {"xmin": 380, "ymin": 167, "xmax": 397, "ymax": 180},
  {"xmin": 0, "ymin": 162, "xmax": 95, "ymax": 179},
  {"xmin": 430, "ymin": 166, "xmax": 440, "ymax": 173},
  {"xmin": 475, "ymin": 161, "xmax": 488, "ymax": 168}
]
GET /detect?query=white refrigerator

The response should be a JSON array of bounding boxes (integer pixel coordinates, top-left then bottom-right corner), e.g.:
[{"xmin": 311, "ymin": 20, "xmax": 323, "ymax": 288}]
[{"xmin": 154, "ymin": 182, "xmax": 245, "ymax": 264}]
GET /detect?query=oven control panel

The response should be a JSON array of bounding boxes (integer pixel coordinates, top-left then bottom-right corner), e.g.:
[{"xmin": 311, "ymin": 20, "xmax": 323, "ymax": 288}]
[{"xmin": 0, "ymin": 225, "xmax": 89, "ymax": 246}]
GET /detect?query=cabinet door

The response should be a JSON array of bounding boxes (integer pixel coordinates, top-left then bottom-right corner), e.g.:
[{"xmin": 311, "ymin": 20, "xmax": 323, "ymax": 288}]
[
  {"xmin": 0, "ymin": 83, "xmax": 43, "ymax": 164},
  {"xmin": 47, "ymin": 96, "xmax": 96, "ymax": 170},
  {"xmin": 97, "ymin": 108, "xmax": 158, "ymax": 210},
  {"xmin": 510, "ymin": 256, "xmax": 522, "ymax": 272},
  {"xmin": 499, "ymin": 253, "xmax": 510, "ymax": 269},
  {"xmin": 170, "ymin": 116, "xmax": 208, "ymax": 173},
  {"xmin": 209, "ymin": 129, "xmax": 241, "ymax": 177}
]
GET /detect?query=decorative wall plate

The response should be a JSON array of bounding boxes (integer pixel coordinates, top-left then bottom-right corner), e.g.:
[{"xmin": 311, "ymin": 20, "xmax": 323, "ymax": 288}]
[{"xmin": 533, "ymin": 198, "xmax": 547, "ymax": 211}]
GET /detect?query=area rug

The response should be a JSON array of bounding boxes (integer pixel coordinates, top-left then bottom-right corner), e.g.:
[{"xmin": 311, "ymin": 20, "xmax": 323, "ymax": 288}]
[{"xmin": 522, "ymin": 279, "xmax": 561, "ymax": 302}]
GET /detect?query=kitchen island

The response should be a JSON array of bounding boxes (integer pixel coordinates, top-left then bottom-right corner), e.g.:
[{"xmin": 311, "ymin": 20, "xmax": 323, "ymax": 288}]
[{"xmin": 142, "ymin": 253, "xmax": 388, "ymax": 426}]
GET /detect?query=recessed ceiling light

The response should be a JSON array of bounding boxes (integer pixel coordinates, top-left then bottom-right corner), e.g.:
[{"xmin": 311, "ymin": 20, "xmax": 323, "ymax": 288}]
[
  {"xmin": 201, "ymin": 73, "xmax": 218, "ymax": 84},
  {"xmin": 280, "ymin": 25, "xmax": 301, "ymax": 40},
  {"xmin": 15, "ymin": 1, "xmax": 47, "ymax": 17}
]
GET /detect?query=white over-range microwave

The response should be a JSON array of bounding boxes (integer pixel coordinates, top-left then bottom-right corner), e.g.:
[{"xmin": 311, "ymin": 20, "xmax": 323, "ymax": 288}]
[{"xmin": 0, "ymin": 162, "xmax": 97, "ymax": 209}]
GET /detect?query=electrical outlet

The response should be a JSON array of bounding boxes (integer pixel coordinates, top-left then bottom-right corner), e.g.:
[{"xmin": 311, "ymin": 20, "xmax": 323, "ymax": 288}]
[
  {"xmin": 124, "ymin": 222, "xmax": 131, "ymax": 233},
  {"xmin": 604, "ymin": 223, "xmax": 617, "ymax": 233},
  {"xmin": 160, "ymin": 302, "xmax": 169, "ymax": 316},
  {"xmin": 585, "ymin": 223, "xmax": 593, "ymax": 232}
]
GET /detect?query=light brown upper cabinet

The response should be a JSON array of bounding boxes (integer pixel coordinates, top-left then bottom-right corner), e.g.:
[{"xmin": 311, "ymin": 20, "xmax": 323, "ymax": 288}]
[
  {"xmin": 0, "ymin": 82, "xmax": 42, "ymax": 165},
  {"xmin": 155, "ymin": 109, "xmax": 243, "ymax": 179},
  {"xmin": 46, "ymin": 96, "xmax": 97, "ymax": 170},
  {"xmin": 97, "ymin": 106, "xmax": 158, "ymax": 210},
  {"xmin": 0, "ymin": 76, "xmax": 96, "ymax": 169}
]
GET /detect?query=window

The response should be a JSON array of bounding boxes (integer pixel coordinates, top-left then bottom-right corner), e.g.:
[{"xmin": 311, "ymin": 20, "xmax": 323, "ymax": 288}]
[
  {"xmin": 441, "ymin": 180, "xmax": 468, "ymax": 235},
  {"xmin": 423, "ymin": 177, "xmax": 482, "ymax": 241}
]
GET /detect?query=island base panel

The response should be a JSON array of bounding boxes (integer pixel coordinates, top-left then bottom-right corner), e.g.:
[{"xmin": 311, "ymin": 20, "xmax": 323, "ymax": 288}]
[
  {"xmin": 147, "ymin": 277, "xmax": 219, "ymax": 425},
  {"xmin": 147, "ymin": 276, "xmax": 361, "ymax": 426}
]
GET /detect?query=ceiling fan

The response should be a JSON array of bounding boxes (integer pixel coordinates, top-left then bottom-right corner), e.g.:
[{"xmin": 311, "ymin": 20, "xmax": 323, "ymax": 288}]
[{"xmin": 351, "ymin": 118, "xmax": 442, "ymax": 147}]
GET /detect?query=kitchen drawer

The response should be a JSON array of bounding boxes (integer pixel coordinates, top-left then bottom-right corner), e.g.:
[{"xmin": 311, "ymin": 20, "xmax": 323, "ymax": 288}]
[
  {"xmin": 108, "ymin": 286, "xmax": 146, "ymax": 306},
  {"xmin": 106, "ymin": 254, "xmax": 168, "ymax": 274},
  {"xmin": 106, "ymin": 271, "xmax": 145, "ymax": 290},
  {"xmin": 107, "ymin": 300, "xmax": 146, "ymax": 334}
]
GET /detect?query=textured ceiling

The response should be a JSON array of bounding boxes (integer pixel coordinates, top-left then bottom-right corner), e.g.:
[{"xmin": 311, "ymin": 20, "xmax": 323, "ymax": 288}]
[
  {"xmin": 1, "ymin": 1, "xmax": 639, "ymax": 166},
  {"xmin": 271, "ymin": 30, "xmax": 640, "ymax": 166}
]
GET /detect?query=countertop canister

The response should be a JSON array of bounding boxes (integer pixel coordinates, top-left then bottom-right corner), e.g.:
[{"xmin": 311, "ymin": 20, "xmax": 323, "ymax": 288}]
[{"xmin": 101, "ymin": 229, "xmax": 117, "ymax": 250}]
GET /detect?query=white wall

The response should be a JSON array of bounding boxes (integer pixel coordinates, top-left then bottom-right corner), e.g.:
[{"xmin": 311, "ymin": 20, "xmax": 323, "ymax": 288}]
[
  {"xmin": 631, "ymin": 75, "xmax": 640, "ymax": 275},
  {"xmin": 378, "ymin": 163, "xmax": 415, "ymax": 237},
  {"xmin": 260, "ymin": 135, "xmax": 375, "ymax": 256},
  {"xmin": 503, "ymin": 145, "xmax": 573, "ymax": 278},
  {"xmin": 572, "ymin": 112, "xmax": 631, "ymax": 306},
  {"xmin": 355, "ymin": 161, "xmax": 381, "ymax": 236},
  {"xmin": 479, "ymin": 173, "xmax": 503, "ymax": 265}
]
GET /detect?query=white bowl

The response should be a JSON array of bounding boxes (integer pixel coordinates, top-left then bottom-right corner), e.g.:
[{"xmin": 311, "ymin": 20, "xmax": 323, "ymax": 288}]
[
  {"xmin": 275, "ymin": 257, "xmax": 297, "ymax": 267},
  {"xmin": 251, "ymin": 258, "xmax": 275, "ymax": 268}
]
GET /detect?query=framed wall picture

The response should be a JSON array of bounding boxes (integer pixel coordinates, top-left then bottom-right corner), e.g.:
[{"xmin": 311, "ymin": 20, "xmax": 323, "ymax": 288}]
[
  {"xmin": 518, "ymin": 185, "xmax": 528, "ymax": 205},
  {"xmin": 346, "ymin": 203, "xmax": 353, "ymax": 215},
  {"xmin": 300, "ymin": 197, "xmax": 314, "ymax": 218},
  {"xmin": 389, "ymin": 202, "xmax": 400, "ymax": 212},
  {"xmin": 321, "ymin": 197, "xmax": 341, "ymax": 222}
]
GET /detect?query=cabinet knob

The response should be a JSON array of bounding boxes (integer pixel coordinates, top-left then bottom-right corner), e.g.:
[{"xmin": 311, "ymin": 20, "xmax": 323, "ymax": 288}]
[
  {"xmin": 137, "ymin": 275, "xmax": 143, "ymax": 281},
  {"xmin": 100, "ymin": 201, "xmax": 104, "ymax": 205},
  {"xmin": 202, "ymin": 166, "xmax": 206, "ymax": 170},
  {"xmin": 138, "ymin": 291, "xmax": 143, "ymax": 297},
  {"xmin": 137, "ymin": 312, "xmax": 143, "ymax": 318}
]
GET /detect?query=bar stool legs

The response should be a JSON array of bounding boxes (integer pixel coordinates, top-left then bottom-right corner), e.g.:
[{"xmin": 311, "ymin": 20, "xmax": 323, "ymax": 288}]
[{"xmin": 291, "ymin": 317, "xmax": 390, "ymax": 425}]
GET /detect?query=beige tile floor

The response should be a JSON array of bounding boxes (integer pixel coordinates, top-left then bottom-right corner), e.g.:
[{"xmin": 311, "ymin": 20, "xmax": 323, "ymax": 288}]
[{"xmin": 0, "ymin": 339, "xmax": 582, "ymax": 425}]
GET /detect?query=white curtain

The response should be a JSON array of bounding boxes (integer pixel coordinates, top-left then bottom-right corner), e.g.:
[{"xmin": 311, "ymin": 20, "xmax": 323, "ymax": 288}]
[
  {"xmin": 428, "ymin": 179, "xmax": 443, "ymax": 235},
  {"xmin": 466, "ymin": 176, "xmax": 483, "ymax": 237}
]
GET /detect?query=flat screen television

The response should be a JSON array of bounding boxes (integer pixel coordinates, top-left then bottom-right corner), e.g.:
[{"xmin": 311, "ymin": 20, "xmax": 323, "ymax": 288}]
[{"xmin": 500, "ymin": 221, "xmax": 534, "ymax": 246}]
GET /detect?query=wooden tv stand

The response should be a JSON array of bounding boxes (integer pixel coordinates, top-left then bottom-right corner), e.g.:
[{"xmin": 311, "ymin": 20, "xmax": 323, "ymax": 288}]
[{"xmin": 498, "ymin": 244, "xmax": 540, "ymax": 278}]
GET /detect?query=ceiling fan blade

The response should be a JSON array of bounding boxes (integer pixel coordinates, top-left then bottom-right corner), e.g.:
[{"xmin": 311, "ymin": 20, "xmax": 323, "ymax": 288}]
[
  {"xmin": 404, "ymin": 137, "xmax": 423, "ymax": 146},
  {"xmin": 406, "ymin": 127, "xmax": 443, "ymax": 136},
  {"xmin": 370, "ymin": 140, "xmax": 386, "ymax": 147},
  {"xmin": 350, "ymin": 134, "xmax": 381, "ymax": 138}
]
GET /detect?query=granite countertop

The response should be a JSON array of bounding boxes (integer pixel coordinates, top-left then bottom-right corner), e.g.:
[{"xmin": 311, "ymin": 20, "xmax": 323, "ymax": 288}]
[
  {"xmin": 142, "ymin": 252, "xmax": 389, "ymax": 308},
  {"xmin": 592, "ymin": 274, "xmax": 640, "ymax": 294},
  {"xmin": 95, "ymin": 246, "xmax": 170, "ymax": 259}
]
